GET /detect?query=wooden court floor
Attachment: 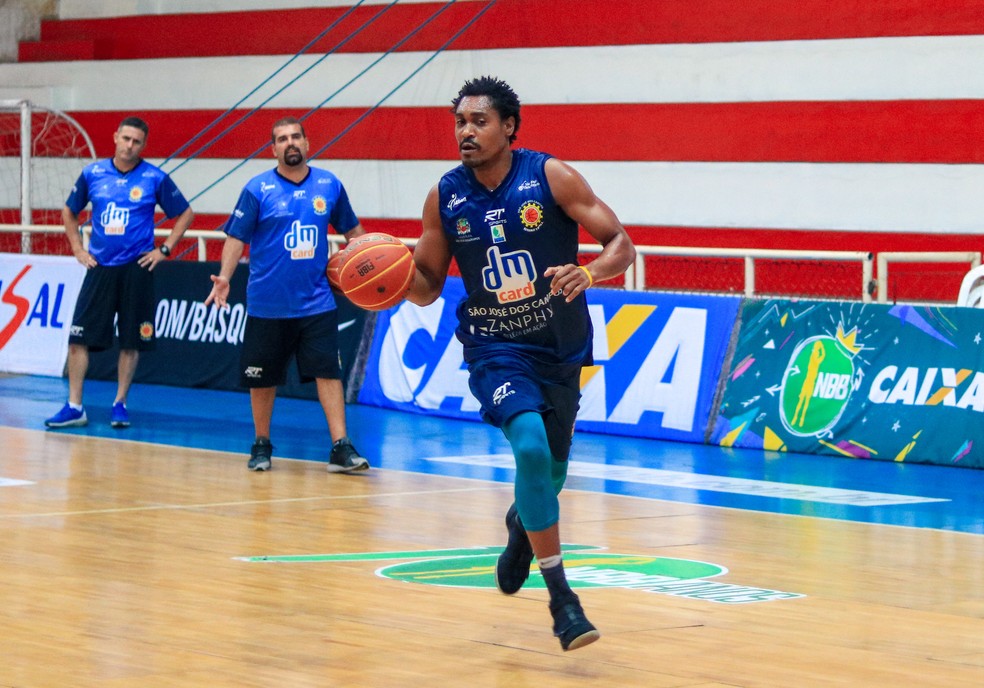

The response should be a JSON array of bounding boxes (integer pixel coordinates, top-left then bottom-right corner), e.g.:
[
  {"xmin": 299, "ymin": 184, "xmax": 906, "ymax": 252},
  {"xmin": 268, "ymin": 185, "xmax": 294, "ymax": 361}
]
[{"xmin": 2, "ymin": 377, "xmax": 984, "ymax": 687}]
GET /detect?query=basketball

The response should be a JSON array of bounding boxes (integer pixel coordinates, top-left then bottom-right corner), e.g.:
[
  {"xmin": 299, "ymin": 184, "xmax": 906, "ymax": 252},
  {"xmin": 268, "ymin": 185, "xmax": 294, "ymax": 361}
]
[{"xmin": 327, "ymin": 233, "xmax": 415, "ymax": 311}]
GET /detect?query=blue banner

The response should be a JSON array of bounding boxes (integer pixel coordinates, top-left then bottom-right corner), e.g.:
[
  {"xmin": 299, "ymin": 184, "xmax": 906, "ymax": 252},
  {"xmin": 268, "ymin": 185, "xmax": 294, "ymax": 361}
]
[{"xmin": 359, "ymin": 277, "xmax": 740, "ymax": 442}]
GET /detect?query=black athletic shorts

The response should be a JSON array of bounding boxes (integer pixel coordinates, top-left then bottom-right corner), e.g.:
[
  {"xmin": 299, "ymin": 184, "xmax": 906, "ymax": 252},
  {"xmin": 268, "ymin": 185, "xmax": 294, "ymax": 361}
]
[
  {"xmin": 69, "ymin": 260, "xmax": 156, "ymax": 352},
  {"xmin": 240, "ymin": 310, "xmax": 342, "ymax": 388}
]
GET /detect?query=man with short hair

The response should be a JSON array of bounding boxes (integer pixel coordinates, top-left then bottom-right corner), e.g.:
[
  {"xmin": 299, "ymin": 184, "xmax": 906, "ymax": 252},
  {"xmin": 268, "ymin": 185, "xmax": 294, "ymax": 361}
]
[
  {"xmin": 46, "ymin": 116, "xmax": 193, "ymax": 430},
  {"xmin": 406, "ymin": 77, "xmax": 636, "ymax": 650},
  {"xmin": 205, "ymin": 117, "xmax": 369, "ymax": 474}
]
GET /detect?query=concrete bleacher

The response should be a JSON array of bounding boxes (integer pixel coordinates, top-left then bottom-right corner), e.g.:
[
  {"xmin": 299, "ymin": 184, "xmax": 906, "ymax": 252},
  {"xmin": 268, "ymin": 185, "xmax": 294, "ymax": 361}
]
[{"xmin": 3, "ymin": 1, "xmax": 984, "ymax": 301}]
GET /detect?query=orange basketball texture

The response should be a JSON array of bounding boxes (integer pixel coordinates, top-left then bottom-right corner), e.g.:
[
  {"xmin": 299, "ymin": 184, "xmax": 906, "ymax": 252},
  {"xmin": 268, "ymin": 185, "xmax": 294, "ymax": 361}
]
[{"xmin": 327, "ymin": 233, "xmax": 414, "ymax": 311}]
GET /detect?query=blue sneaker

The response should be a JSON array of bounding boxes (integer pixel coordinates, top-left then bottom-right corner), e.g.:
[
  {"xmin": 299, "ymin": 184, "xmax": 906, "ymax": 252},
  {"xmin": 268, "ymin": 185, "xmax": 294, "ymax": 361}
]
[
  {"xmin": 110, "ymin": 402, "xmax": 130, "ymax": 428},
  {"xmin": 45, "ymin": 403, "xmax": 87, "ymax": 428}
]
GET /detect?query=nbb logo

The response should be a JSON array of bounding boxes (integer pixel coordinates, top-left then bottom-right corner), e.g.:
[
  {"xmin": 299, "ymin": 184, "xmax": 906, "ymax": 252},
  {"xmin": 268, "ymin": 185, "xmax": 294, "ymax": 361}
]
[
  {"xmin": 778, "ymin": 329, "xmax": 861, "ymax": 437},
  {"xmin": 0, "ymin": 265, "xmax": 70, "ymax": 349},
  {"xmin": 375, "ymin": 296, "xmax": 715, "ymax": 433}
]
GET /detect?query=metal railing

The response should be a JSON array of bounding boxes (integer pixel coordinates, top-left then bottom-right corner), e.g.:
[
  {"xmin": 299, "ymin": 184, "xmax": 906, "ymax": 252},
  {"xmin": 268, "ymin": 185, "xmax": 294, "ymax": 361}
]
[
  {"xmin": 3, "ymin": 223, "xmax": 978, "ymax": 304},
  {"xmin": 876, "ymin": 251, "xmax": 981, "ymax": 304}
]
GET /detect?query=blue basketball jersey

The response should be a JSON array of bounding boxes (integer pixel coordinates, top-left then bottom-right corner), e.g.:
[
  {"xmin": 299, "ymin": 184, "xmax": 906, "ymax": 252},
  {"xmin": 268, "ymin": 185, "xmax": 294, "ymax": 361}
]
[
  {"xmin": 437, "ymin": 148, "xmax": 592, "ymax": 366},
  {"xmin": 66, "ymin": 159, "xmax": 189, "ymax": 267},
  {"xmin": 225, "ymin": 166, "xmax": 359, "ymax": 318}
]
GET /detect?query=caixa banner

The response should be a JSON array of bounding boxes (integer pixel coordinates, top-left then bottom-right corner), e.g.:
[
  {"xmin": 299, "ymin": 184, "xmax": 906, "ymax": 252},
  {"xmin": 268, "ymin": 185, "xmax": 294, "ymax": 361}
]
[
  {"xmin": 0, "ymin": 254, "xmax": 85, "ymax": 376},
  {"xmin": 711, "ymin": 299, "xmax": 984, "ymax": 469},
  {"xmin": 358, "ymin": 277, "xmax": 740, "ymax": 442}
]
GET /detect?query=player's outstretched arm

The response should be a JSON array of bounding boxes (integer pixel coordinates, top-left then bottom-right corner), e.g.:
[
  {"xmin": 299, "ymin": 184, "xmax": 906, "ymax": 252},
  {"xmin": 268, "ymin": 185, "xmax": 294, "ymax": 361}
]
[{"xmin": 406, "ymin": 185, "xmax": 452, "ymax": 307}]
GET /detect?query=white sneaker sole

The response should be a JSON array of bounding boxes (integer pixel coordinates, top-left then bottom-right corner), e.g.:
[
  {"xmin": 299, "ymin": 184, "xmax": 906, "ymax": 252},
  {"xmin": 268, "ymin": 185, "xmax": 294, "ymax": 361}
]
[
  {"xmin": 326, "ymin": 458, "xmax": 369, "ymax": 473},
  {"xmin": 45, "ymin": 417, "xmax": 88, "ymax": 428}
]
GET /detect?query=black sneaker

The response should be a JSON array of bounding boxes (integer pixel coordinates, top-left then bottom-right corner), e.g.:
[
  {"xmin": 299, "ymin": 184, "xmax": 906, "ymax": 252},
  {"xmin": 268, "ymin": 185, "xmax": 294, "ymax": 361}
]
[
  {"xmin": 550, "ymin": 593, "xmax": 600, "ymax": 651},
  {"xmin": 495, "ymin": 504, "xmax": 534, "ymax": 594},
  {"xmin": 328, "ymin": 437, "xmax": 369, "ymax": 473},
  {"xmin": 248, "ymin": 437, "xmax": 273, "ymax": 471}
]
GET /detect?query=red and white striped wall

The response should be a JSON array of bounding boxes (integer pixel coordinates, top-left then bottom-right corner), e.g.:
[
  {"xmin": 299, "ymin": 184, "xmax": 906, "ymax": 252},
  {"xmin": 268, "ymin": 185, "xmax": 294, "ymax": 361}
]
[{"xmin": 3, "ymin": 0, "xmax": 984, "ymax": 260}]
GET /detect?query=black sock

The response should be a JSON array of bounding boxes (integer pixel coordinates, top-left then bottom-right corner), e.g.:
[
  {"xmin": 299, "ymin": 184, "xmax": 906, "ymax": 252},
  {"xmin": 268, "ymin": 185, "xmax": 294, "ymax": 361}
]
[{"xmin": 540, "ymin": 558, "xmax": 574, "ymax": 601}]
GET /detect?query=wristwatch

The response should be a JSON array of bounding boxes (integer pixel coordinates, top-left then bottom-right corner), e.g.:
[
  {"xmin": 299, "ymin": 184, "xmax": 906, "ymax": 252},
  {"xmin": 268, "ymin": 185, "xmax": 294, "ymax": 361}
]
[{"xmin": 159, "ymin": 244, "xmax": 171, "ymax": 257}]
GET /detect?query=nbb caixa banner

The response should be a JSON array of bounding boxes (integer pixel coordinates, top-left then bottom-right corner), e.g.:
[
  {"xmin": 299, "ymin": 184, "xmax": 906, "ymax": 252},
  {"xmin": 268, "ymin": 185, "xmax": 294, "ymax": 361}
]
[
  {"xmin": 712, "ymin": 299, "xmax": 984, "ymax": 469},
  {"xmin": 0, "ymin": 254, "xmax": 84, "ymax": 376},
  {"xmin": 358, "ymin": 277, "xmax": 740, "ymax": 442}
]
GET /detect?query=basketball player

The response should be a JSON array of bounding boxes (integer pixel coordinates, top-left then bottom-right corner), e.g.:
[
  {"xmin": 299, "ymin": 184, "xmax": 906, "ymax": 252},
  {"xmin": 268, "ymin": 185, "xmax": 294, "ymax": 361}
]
[
  {"xmin": 204, "ymin": 117, "xmax": 369, "ymax": 473},
  {"xmin": 405, "ymin": 77, "xmax": 636, "ymax": 650},
  {"xmin": 45, "ymin": 116, "xmax": 193, "ymax": 430}
]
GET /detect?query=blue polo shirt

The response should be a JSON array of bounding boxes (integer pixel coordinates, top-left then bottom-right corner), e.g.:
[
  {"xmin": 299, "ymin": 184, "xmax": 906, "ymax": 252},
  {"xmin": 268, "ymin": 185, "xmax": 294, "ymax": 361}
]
[
  {"xmin": 224, "ymin": 166, "xmax": 359, "ymax": 318},
  {"xmin": 66, "ymin": 158, "xmax": 189, "ymax": 267}
]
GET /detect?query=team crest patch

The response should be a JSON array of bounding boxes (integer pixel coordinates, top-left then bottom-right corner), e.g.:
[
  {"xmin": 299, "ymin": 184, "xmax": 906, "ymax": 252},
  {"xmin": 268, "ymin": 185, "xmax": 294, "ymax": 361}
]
[
  {"xmin": 519, "ymin": 201, "xmax": 544, "ymax": 230},
  {"xmin": 456, "ymin": 218, "xmax": 471, "ymax": 235},
  {"xmin": 312, "ymin": 195, "xmax": 328, "ymax": 215},
  {"xmin": 139, "ymin": 322, "xmax": 154, "ymax": 340},
  {"xmin": 129, "ymin": 186, "xmax": 143, "ymax": 202}
]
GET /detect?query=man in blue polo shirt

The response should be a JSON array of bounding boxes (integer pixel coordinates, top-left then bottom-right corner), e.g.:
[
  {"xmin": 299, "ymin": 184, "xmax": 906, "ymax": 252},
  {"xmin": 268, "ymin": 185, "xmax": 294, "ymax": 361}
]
[
  {"xmin": 205, "ymin": 117, "xmax": 369, "ymax": 473},
  {"xmin": 45, "ymin": 116, "xmax": 193, "ymax": 430}
]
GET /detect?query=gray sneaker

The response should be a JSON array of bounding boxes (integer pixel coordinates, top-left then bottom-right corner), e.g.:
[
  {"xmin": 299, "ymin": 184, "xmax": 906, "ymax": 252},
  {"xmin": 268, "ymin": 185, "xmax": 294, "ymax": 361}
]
[
  {"xmin": 248, "ymin": 437, "xmax": 273, "ymax": 471},
  {"xmin": 328, "ymin": 437, "xmax": 369, "ymax": 473}
]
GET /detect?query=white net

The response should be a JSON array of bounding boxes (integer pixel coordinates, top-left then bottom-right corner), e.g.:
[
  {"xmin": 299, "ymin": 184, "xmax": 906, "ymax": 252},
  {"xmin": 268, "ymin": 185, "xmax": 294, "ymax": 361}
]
[{"xmin": 0, "ymin": 100, "xmax": 96, "ymax": 253}]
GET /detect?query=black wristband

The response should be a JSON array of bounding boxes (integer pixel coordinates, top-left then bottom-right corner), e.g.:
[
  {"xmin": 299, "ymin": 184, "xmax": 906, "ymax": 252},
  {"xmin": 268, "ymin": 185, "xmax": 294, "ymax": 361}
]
[{"xmin": 159, "ymin": 244, "xmax": 171, "ymax": 257}]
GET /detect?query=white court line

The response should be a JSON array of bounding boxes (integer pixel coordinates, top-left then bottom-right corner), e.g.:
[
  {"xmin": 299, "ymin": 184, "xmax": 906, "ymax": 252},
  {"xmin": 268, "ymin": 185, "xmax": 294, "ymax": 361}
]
[
  {"xmin": 1, "ymin": 477, "xmax": 33, "ymax": 487},
  {"xmin": 0, "ymin": 485, "xmax": 501, "ymax": 519},
  {"xmin": 424, "ymin": 455, "xmax": 949, "ymax": 507}
]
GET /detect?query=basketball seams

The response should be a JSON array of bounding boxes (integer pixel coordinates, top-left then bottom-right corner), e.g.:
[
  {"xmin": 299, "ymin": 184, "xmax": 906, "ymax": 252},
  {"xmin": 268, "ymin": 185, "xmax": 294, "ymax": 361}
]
[
  {"xmin": 328, "ymin": 232, "xmax": 414, "ymax": 310},
  {"xmin": 343, "ymin": 252, "xmax": 413, "ymax": 307}
]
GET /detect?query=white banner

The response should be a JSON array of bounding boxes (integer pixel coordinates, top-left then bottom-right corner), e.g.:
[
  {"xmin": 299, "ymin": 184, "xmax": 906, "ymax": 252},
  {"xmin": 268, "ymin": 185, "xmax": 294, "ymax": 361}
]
[{"xmin": 0, "ymin": 253, "xmax": 84, "ymax": 376}]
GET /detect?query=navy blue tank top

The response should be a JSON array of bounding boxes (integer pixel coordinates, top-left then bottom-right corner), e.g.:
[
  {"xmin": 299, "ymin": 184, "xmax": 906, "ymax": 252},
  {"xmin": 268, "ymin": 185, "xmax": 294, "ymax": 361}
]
[{"xmin": 437, "ymin": 148, "xmax": 592, "ymax": 366}]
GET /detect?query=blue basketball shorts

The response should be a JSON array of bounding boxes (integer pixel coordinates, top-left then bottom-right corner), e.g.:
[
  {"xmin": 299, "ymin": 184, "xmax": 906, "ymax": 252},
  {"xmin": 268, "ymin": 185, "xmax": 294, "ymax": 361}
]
[{"xmin": 466, "ymin": 349, "xmax": 581, "ymax": 461}]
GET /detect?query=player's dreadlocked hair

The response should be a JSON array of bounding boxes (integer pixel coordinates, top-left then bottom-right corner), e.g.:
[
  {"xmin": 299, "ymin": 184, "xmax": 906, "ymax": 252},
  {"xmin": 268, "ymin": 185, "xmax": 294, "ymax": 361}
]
[{"xmin": 451, "ymin": 76, "xmax": 521, "ymax": 143}]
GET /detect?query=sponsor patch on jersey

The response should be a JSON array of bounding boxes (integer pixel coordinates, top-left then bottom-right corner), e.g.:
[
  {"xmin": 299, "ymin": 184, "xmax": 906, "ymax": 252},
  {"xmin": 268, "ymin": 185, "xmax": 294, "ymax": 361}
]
[
  {"xmin": 518, "ymin": 200, "xmax": 544, "ymax": 230},
  {"xmin": 312, "ymin": 195, "xmax": 328, "ymax": 215}
]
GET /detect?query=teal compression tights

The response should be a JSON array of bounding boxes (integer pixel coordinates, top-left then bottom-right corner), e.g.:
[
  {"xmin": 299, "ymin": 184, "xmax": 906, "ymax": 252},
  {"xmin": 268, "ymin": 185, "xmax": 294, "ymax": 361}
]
[{"xmin": 502, "ymin": 411, "xmax": 570, "ymax": 532}]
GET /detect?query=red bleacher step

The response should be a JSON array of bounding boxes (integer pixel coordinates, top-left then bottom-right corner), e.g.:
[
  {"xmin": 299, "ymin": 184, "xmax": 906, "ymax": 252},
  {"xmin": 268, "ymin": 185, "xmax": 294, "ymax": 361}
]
[{"xmin": 18, "ymin": 39, "xmax": 110, "ymax": 62}]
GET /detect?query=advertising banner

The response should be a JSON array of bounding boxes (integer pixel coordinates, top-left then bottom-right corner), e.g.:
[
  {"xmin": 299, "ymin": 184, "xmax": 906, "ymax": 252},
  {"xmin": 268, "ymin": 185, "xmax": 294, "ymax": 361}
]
[
  {"xmin": 87, "ymin": 261, "xmax": 367, "ymax": 397},
  {"xmin": 358, "ymin": 277, "xmax": 741, "ymax": 442},
  {"xmin": 711, "ymin": 299, "xmax": 984, "ymax": 469},
  {"xmin": 0, "ymin": 254, "xmax": 85, "ymax": 376}
]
